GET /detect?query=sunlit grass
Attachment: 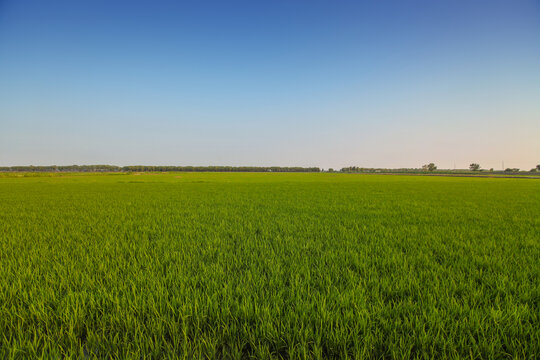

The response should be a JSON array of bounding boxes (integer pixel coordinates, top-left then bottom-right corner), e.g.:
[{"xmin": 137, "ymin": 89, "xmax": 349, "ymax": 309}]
[{"xmin": 1, "ymin": 173, "xmax": 538, "ymax": 358}]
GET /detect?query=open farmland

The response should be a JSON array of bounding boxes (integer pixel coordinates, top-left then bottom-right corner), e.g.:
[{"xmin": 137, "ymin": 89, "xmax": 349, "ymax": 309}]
[{"xmin": 0, "ymin": 173, "xmax": 539, "ymax": 359}]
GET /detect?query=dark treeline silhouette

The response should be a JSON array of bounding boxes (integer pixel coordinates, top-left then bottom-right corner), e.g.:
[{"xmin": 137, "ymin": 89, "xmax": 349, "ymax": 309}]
[
  {"xmin": 340, "ymin": 167, "xmax": 424, "ymax": 173},
  {"xmin": 0, "ymin": 165, "xmax": 321, "ymax": 173},
  {"xmin": 339, "ymin": 166, "xmax": 536, "ymax": 174},
  {"xmin": 123, "ymin": 166, "xmax": 320, "ymax": 172},
  {"xmin": 2, "ymin": 165, "xmax": 536, "ymax": 174},
  {"xmin": 1, "ymin": 165, "xmax": 122, "ymax": 172}
]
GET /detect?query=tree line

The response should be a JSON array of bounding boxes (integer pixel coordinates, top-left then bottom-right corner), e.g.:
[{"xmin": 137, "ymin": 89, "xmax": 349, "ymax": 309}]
[
  {"xmin": 2, "ymin": 164, "xmax": 538, "ymax": 174},
  {"xmin": 341, "ymin": 164, "xmax": 540, "ymax": 173},
  {"xmin": 0, "ymin": 165, "xmax": 321, "ymax": 173}
]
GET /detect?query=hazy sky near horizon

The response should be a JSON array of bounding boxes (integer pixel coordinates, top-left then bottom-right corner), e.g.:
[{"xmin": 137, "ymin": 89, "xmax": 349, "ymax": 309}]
[{"xmin": 1, "ymin": 0, "xmax": 539, "ymax": 170}]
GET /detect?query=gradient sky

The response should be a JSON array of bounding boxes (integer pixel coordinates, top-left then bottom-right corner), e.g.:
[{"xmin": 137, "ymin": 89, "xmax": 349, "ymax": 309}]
[{"xmin": 1, "ymin": 0, "xmax": 539, "ymax": 170}]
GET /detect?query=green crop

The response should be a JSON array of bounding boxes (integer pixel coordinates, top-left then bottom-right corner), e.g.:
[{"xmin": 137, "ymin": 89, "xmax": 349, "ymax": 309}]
[{"xmin": 1, "ymin": 173, "xmax": 539, "ymax": 359}]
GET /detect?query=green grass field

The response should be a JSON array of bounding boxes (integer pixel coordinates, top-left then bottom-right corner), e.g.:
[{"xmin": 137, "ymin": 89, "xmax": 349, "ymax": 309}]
[{"xmin": 1, "ymin": 173, "xmax": 538, "ymax": 359}]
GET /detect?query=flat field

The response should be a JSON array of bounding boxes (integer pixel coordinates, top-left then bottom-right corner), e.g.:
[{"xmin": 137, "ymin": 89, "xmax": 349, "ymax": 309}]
[{"xmin": 0, "ymin": 173, "xmax": 538, "ymax": 359}]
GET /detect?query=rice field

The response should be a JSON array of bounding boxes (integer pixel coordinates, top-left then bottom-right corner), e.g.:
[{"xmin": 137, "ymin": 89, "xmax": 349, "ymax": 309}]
[{"xmin": 0, "ymin": 172, "xmax": 538, "ymax": 359}]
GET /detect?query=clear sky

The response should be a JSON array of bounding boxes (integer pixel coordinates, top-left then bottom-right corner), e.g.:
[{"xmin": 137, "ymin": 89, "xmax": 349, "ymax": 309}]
[{"xmin": 1, "ymin": 0, "xmax": 539, "ymax": 170}]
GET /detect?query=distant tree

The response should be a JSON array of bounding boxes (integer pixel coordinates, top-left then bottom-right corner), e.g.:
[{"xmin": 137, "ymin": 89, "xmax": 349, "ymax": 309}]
[
  {"xmin": 422, "ymin": 163, "xmax": 437, "ymax": 171},
  {"xmin": 328, "ymin": 168, "xmax": 334, "ymax": 173},
  {"xmin": 537, "ymin": 164, "xmax": 540, "ymax": 171},
  {"xmin": 489, "ymin": 168, "xmax": 494, "ymax": 172},
  {"xmin": 469, "ymin": 163, "xmax": 480, "ymax": 171}
]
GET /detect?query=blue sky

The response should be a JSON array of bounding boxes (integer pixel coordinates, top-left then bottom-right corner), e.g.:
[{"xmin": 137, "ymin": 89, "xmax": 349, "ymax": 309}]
[{"xmin": 1, "ymin": 0, "xmax": 539, "ymax": 169}]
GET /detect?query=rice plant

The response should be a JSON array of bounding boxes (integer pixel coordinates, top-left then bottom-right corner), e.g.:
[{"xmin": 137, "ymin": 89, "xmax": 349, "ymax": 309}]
[{"xmin": 0, "ymin": 173, "xmax": 538, "ymax": 359}]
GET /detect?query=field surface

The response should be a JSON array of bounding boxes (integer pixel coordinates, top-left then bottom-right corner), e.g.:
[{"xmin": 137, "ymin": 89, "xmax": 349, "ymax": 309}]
[{"xmin": 0, "ymin": 173, "xmax": 539, "ymax": 359}]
